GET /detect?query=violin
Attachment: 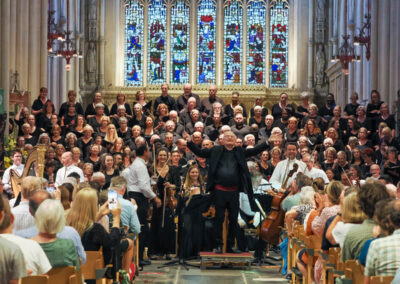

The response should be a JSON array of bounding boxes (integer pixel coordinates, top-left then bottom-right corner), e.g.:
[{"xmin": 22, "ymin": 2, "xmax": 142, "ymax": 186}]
[{"xmin": 260, "ymin": 163, "xmax": 299, "ymax": 245}]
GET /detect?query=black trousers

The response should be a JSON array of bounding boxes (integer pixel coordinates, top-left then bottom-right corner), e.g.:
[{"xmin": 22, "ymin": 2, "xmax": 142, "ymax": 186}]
[
  {"xmin": 128, "ymin": 192, "xmax": 149, "ymax": 261},
  {"xmin": 214, "ymin": 189, "xmax": 239, "ymax": 248}
]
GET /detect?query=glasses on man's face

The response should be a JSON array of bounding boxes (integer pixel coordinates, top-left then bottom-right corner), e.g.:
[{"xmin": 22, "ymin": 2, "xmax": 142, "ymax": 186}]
[{"xmin": 14, "ymin": 155, "xmax": 22, "ymax": 158}]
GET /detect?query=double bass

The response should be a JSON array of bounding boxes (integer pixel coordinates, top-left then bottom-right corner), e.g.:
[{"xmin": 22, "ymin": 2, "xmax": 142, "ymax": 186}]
[{"xmin": 260, "ymin": 163, "xmax": 298, "ymax": 245}]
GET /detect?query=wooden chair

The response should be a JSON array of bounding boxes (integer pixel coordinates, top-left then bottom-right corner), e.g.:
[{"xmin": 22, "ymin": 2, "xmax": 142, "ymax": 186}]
[
  {"xmin": 323, "ymin": 247, "xmax": 341, "ymax": 284},
  {"xmin": 81, "ymin": 251, "xmax": 107, "ymax": 284},
  {"xmin": 370, "ymin": 275, "xmax": 395, "ymax": 284},
  {"xmin": 20, "ymin": 275, "xmax": 49, "ymax": 284},
  {"xmin": 343, "ymin": 260, "xmax": 364, "ymax": 284},
  {"xmin": 135, "ymin": 235, "xmax": 139, "ymax": 275},
  {"xmin": 46, "ymin": 266, "xmax": 80, "ymax": 284},
  {"xmin": 304, "ymin": 235, "xmax": 322, "ymax": 284}
]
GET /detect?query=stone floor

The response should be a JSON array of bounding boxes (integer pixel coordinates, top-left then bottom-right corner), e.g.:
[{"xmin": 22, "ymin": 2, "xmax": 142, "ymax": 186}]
[{"xmin": 135, "ymin": 255, "xmax": 288, "ymax": 284}]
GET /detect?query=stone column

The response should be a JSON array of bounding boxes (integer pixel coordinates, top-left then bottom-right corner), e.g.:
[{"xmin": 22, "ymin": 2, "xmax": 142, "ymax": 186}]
[
  {"xmin": 216, "ymin": 0, "xmax": 223, "ymax": 86},
  {"xmin": 1, "ymin": 0, "xmax": 11, "ymax": 135},
  {"xmin": 9, "ymin": 0, "xmax": 16, "ymax": 71},
  {"xmin": 307, "ymin": 0, "xmax": 313, "ymax": 89},
  {"xmin": 40, "ymin": 0, "xmax": 48, "ymax": 88},
  {"xmin": 190, "ymin": 0, "xmax": 197, "ymax": 85},
  {"xmin": 369, "ymin": 0, "xmax": 378, "ymax": 93},
  {"xmin": 388, "ymin": 0, "xmax": 399, "ymax": 107},
  {"xmin": 98, "ymin": 0, "xmax": 105, "ymax": 88},
  {"xmin": 28, "ymin": 0, "xmax": 41, "ymax": 105},
  {"xmin": 377, "ymin": 0, "xmax": 389, "ymax": 103}
]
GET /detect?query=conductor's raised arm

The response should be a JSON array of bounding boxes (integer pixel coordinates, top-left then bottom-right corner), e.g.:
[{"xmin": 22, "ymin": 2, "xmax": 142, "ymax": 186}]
[{"xmin": 244, "ymin": 140, "xmax": 269, "ymax": 158}]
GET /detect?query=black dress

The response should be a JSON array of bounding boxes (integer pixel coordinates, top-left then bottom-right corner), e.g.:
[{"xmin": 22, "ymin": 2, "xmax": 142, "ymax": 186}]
[
  {"xmin": 150, "ymin": 166, "xmax": 180, "ymax": 256},
  {"xmin": 81, "ymin": 223, "xmax": 121, "ymax": 265},
  {"xmin": 76, "ymin": 137, "xmax": 93, "ymax": 159},
  {"xmin": 104, "ymin": 169, "xmax": 120, "ymax": 189},
  {"xmin": 110, "ymin": 103, "xmax": 132, "ymax": 116}
]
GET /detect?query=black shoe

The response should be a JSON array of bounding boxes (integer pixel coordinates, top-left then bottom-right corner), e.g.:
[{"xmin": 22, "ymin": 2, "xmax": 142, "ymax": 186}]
[
  {"xmin": 215, "ymin": 246, "xmax": 223, "ymax": 254},
  {"xmin": 139, "ymin": 259, "xmax": 151, "ymax": 266},
  {"xmin": 227, "ymin": 247, "xmax": 242, "ymax": 254},
  {"xmin": 165, "ymin": 254, "xmax": 171, "ymax": 260}
]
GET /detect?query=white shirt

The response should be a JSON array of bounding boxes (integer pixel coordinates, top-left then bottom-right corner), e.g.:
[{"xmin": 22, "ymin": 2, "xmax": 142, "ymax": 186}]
[
  {"xmin": 332, "ymin": 222, "xmax": 361, "ymax": 248},
  {"xmin": 238, "ymin": 179, "xmax": 269, "ymax": 227},
  {"xmin": 269, "ymin": 158, "xmax": 306, "ymax": 190},
  {"xmin": 11, "ymin": 201, "xmax": 35, "ymax": 232},
  {"xmin": 125, "ymin": 157, "xmax": 156, "ymax": 199},
  {"xmin": 2, "ymin": 164, "xmax": 24, "ymax": 192},
  {"xmin": 1, "ymin": 234, "xmax": 52, "ymax": 275},
  {"xmin": 303, "ymin": 167, "xmax": 330, "ymax": 184},
  {"xmin": 54, "ymin": 165, "xmax": 84, "ymax": 186}
]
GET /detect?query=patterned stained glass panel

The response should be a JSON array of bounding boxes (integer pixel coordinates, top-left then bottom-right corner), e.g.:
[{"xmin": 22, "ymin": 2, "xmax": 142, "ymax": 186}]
[
  {"xmin": 148, "ymin": 0, "xmax": 167, "ymax": 84},
  {"xmin": 223, "ymin": 0, "xmax": 242, "ymax": 85},
  {"xmin": 269, "ymin": 0, "xmax": 289, "ymax": 88},
  {"xmin": 171, "ymin": 0, "xmax": 190, "ymax": 84},
  {"xmin": 247, "ymin": 0, "xmax": 266, "ymax": 85},
  {"xmin": 124, "ymin": 0, "xmax": 144, "ymax": 86},
  {"xmin": 197, "ymin": 0, "xmax": 216, "ymax": 84}
]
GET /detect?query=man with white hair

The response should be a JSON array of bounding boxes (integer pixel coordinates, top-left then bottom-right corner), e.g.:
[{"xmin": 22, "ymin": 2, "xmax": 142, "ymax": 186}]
[
  {"xmin": 160, "ymin": 120, "xmax": 181, "ymax": 143},
  {"xmin": 185, "ymin": 109, "xmax": 202, "ymax": 134},
  {"xmin": 91, "ymin": 172, "xmax": 106, "ymax": 189},
  {"xmin": 186, "ymin": 131, "xmax": 268, "ymax": 254},
  {"xmin": 168, "ymin": 111, "xmax": 185, "ymax": 136},
  {"xmin": 258, "ymin": 115, "xmax": 274, "ymax": 141},
  {"xmin": 200, "ymin": 85, "xmax": 225, "ymax": 119},
  {"xmin": 55, "ymin": 152, "xmax": 84, "ymax": 186},
  {"xmin": 176, "ymin": 83, "xmax": 200, "ymax": 111},
  {"xmin": 244, "ymin": 134, "xmax": 256, "ymax": 147},
  {"xmin": 179, "ymin": 97, "xmax": 198, "ymax": 125},
  {"xmin": 301, "ymin": 154, "xmax": 329, "ymax": 183}
]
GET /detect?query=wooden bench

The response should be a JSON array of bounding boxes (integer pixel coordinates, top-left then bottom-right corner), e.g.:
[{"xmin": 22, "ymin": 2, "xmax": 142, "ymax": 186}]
[
  {"xmin": 46, "ymin": 266, "xmax": 80, "ymax": 284},
  {"xmin": 20, "ymin": 275, "xmax": 49, "ymax": 284}
]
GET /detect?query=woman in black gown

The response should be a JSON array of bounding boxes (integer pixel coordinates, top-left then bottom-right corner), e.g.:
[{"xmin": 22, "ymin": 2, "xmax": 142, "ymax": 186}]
[{"xmin": 149, "ymin": 148, "xmax": 180, "ymax": 260}]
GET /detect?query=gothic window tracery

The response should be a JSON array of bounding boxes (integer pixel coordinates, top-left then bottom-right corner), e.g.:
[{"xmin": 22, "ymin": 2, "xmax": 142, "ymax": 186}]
[
  {"xmin": 223, "ymin": 0, "xmax": 243, "ymax": 85},
  {"xmin": 124, "ymin": 0, "xmax": 290, "ymax": 88}
]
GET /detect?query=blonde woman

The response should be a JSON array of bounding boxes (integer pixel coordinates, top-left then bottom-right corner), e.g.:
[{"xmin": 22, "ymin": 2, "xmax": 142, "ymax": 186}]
[
  {"xmin": 326, "ymin": 192, "xmax": 367, "ymax": 248},
  {"xmin": 98, "ymin": 115, "xmax": 110, "ymax": 137},
  {"xmin": 104, "ymin": 124, "xmax": 118, "ymax": 150},
  {"xmin": 66, "ymin": 188, "xmax": 121, "ymax": 265},
  {"xmin": 181, "ymin": 165, "xmax": 206, "ymax": 258}
]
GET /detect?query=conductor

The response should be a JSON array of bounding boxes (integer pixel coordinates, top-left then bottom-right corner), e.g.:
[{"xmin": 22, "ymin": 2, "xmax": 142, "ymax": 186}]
[{"xmin": 185, "ymin": 131, "xmax": 268, "ymax": 253}]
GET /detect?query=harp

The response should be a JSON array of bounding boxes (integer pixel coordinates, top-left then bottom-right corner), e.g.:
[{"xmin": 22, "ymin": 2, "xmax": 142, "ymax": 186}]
[{"xmin": 10, "ymin": 145, "xmax": 47, "ymax": 198}]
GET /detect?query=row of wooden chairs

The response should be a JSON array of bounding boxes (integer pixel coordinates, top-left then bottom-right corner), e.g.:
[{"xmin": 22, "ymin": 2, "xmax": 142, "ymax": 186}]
[
  {"xmin": 19, "ymin": 236, "xmax": 140, "ymax": 284},
  {"xmin": 287, "ymin": 222, "xmax": 394, "ymax": 284}
]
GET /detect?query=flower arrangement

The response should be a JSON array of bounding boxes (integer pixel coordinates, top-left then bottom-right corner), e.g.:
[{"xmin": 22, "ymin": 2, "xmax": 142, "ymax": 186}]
[{"xmin": 3, "ymin": 136, "xmax": 27, "ymax": 168}]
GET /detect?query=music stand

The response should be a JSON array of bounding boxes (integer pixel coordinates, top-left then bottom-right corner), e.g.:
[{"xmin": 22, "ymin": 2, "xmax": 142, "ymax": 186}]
[{"xmin": 158, "ymin": 194, "xmax": 209, "ymax": 270}]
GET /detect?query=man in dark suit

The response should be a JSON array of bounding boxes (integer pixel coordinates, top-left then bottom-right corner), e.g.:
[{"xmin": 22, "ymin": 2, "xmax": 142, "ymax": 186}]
[{"xmin": 185, "ymin": 131, "xmax": 268, "ymax": 253}]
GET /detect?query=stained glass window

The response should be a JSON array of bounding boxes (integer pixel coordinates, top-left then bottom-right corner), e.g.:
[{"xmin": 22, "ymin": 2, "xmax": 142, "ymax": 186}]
[
  {"xmin": 148, "ymin": 0, "xmax": 167, "ymax": 84},
  {"xmin": 124, "ymin": 0, "xmax": 144, "ymax": 86},
  {"xmin": 171, "ymin": 0, "xmax": 190, "ymax": 84},
  {"xmin": 247, "ymin": 0, "xmax": 266, "ymax": 85},
  {"xmin": 223, "ymin": 0, "xmax": 242, "ymax": 85},
  {"xmin": 197, "ymin": 0, "xmax": 216, "ymax": 84},
  {"xmin": 269, "ymin": 0, "xmax": 289, "ymax": 88}
]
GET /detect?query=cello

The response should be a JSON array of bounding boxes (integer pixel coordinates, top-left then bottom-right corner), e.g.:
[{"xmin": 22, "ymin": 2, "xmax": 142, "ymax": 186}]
[{"xmin": 260, "ymin": 163, "xmax": 298, "ymax": 245}]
